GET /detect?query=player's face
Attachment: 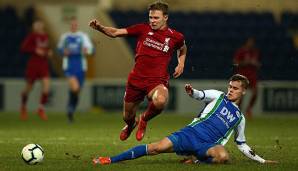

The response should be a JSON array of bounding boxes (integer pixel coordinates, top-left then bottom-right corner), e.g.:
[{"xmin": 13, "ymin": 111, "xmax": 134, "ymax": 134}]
[
  {"xmin": 70, "ymin": 20, "xmax": 78, "ymax": 32},
  {"xmin": 149, "ymin": 10, "xmax": 168, "ymax": 30},
  {"xmin": 33, "ymin": 21, "xmax": 44, "ymax": 33},
  {"xmin": 227, "ymin": 81, "xmax": 245, "ymax": 103}
]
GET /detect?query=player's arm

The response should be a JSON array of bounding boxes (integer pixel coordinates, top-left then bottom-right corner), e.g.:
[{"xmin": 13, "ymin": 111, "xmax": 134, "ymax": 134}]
[
  {"xmin": 81, "ymin": 33, "xmax": 94, "ymax": 55},
  {"xmin": 89, "ymin": 19, "xmax": 127, "ymax": 38},
  {"xmin": 235, "ymin": 117, "xmax": 278, "ymax": 164},
  {"xmin": 173, "ymin": 43, "xmax": 187, "ymax": 78},
  {"xmin": 185, "ymin": 84, "xmax": 222, "ymax": 102},
  {"xmin": 21, "ymin": 34, "xmax": 46, "ymax": 57},
  {"xmin": 21, "ymin": 34, "xmax": 35, "ymax": 54},
  {"xmin": 57, "ymin": 34, "xmax": 69, "ymax": 57}
]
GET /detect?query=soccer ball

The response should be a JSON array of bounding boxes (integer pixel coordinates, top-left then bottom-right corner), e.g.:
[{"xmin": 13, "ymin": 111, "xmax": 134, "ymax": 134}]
[{"xmin": 21, "ymin": 144, "xmax": 44, "ymax": 165}]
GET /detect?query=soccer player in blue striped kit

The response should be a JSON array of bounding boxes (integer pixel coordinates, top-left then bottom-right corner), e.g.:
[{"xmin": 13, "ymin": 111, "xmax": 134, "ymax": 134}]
[
  {"xmin": 57, "ymin": 17, "xmax": 94, "ymax": 122},
  {"xmin": 93, "ymin": 74, "xmax": 278, "ymax": 165}
]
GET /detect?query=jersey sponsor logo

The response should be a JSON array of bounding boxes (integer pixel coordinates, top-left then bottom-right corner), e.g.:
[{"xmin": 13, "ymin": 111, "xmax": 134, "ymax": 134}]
[
  {"xmin": 220, "ymin": 106, "xmax": 236, "ymax": 123},
  {"xmin": 143, "ymin": 37, "xmax": 171, "ymax": 52},
  {"xmin": 67, "ymin": 37, "xmax": 82, "ymax": 54},
  {"xmin": 143, "ymin": 38, "xmax": 163, "ymax": 51},
  {"xmin": 36, "ymin": 38, "xmax": 49, "ymax": 48},
  {"xmin": 216, "ymin": 113, "xmax": 230, "ymax": 128},
  {"xmin": 75, "ymin": 37, "xmax": 81, "ymax": 43}
]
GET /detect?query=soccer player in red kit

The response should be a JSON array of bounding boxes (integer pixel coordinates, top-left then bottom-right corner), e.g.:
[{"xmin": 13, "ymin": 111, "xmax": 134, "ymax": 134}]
[
  {"xmin": 89, "ymin": 1, "xmax": 187, "ymax": 141},
  {"xmin": 233, "ymin": 37, "xmax": 261, "ymax": 119},
  {"xmin": 20, "ymin": 20, "xmax": 52, "ymax": 121}
]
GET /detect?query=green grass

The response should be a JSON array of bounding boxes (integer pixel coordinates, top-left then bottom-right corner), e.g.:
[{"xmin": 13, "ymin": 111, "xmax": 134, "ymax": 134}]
[{"xmin": 0, "ymin": 111, "xmax": 297, "ymax": 171}]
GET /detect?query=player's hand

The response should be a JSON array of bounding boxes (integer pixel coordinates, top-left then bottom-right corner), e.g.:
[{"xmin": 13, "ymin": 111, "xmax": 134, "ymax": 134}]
[
  {"xmin": 185, "ymin": 84, "xmax": 193, "ymax": 96},
  {"xmin": 82, "ymin": 47, "xmax": 90, "ymax": 56},
  {"xmin": 35, "ymin": 47, "xmax": 46, "ymax": 57},
  {"xmin": 173, "ymin": 64, "xmax": 184, "ymax": 78},
  {"xmin": 63, "ymin": 49, "xmax": 70, "ymax": 56},
  {"xmin": 179, "ymin": 155, "xmax": 198, "ymax": 164},
  {"xmin": 47, "ymin": 50, "xmax": 53, "ymax": 58},
  {"xmin": 89, "ymin": 19, "xmax": 103, "ymax": 31},
  {"xmin": 180, "ymin": 158, "xmax": 194, "ymax": 164},
  {"xmin": 264, "ymin": 160, "xmax": 279, "ymax": 164}
]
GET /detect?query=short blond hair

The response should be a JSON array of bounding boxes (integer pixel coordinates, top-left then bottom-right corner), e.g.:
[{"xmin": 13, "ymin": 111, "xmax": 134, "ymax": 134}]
[{"xmin": 229, "ymin": 74, "xmax": 249, "ymax": 89}]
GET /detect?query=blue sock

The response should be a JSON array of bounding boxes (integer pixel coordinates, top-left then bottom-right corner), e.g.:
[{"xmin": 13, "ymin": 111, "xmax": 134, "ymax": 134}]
[{"xmin": 110, "ymin": 145, "xmax": 148, "ymax": 163}]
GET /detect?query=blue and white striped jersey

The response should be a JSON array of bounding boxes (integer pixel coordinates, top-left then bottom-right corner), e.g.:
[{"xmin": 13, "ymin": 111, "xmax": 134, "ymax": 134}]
[
  {"xmin": 57, "ymin": 31, "xmax": 94, "ymax": 72},
  {"xmin": 188, "ymin": 89, "xmax": 246, "ymax": 146},
  {"xmin": 188, "ymin": 89, "xmax": 265, "ymax": 163}
]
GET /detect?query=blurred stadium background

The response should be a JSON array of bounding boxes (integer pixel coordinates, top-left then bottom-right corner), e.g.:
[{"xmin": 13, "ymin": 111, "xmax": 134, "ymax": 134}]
[
  {"xmin": 0, "ymin": 0, "xmax": 297, "ymax": 115},
  {"xmin": 1, "ymin": 0, "xmax": 298, "ymax": 170}
]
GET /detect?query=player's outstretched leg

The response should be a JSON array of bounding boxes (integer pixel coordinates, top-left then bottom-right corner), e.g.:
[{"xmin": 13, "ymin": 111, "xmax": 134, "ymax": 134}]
[
  {"xmin": 92, "ymin": 157, "xmax": 111, "ymax": 165},
  {"xmin": 93, "ymin": 144, "xmax": 148, "ymax": 165}
]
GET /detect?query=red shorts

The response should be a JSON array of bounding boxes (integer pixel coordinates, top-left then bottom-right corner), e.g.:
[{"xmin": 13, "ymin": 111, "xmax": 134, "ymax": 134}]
[
  {"xmin": 25, "ymin": 60, "xmax": 49, "ymax": 83},
  {"xmin": 247, "ymin": 77, "xmax": 257, "ymax": 88},
  {"xmin": 124, "ymin": 74, "xmax": 169, "ymax": 103}
]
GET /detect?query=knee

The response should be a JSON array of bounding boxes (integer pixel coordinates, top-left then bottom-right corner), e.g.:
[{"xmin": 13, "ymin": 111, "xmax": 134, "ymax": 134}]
[
  {"xmin": 153, "ymin": 95, "xmax": 167, "ymax": 109},
  {"xmin": 71, "ymin": 87, "xmax": 80, "ymax": 93},
  {"xmin": 148, "ymin": 144, "xmax": 163, "ymax": 155}
]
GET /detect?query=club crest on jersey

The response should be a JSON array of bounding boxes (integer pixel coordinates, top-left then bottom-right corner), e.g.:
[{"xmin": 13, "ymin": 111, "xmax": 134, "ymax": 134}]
[
  {"xmin": 163, "ymin": 38, "xmax": 170, "ymax": 52},
  {"xmin": 148, "ymin": 32, "xmax": 154, "ymax": 35}
]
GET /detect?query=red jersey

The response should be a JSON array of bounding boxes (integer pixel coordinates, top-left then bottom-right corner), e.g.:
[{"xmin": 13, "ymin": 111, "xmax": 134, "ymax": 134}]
[
  {"xmin": 126, "ymin": 23, "xmax": 185, "ymax": 79},
  {"xmin": 234, "ymin": 47, "xmax": 260, "ymax": 80},
  {"xmin": 21, "ymin": 32, "xmax": 50, "ymax": 81},
  {"xmin": 21, "ymin": 32, "xmax": 50, "ymax": 65}
]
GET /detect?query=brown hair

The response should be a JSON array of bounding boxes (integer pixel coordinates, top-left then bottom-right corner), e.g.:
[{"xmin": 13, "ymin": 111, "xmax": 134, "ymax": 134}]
[
  {"xmin": 229, "ymin": 74, "xmax": 249, "ymax": 89},
  {"xmin": 148, "ymin": 1, "xmax": 169, "ymax": 15}
]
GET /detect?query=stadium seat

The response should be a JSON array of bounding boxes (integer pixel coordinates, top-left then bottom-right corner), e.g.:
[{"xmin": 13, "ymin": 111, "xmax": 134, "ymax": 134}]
[
  {"xmin": 108, "ymin": 10, "xmax": 297, "ymax": 80},
  {"xmin": 0, "ymin": 5, "xmax": 35, "ymax": 78}
]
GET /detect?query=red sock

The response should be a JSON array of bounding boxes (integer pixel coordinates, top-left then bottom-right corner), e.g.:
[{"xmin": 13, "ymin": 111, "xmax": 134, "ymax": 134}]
[
  {"xmin": 123, "ymin": 115, "xmax": 136, "ymax": 126},
  {"xmin": 142, "ymin": 102, "xmax": 163, "ymax": 122},
  {"xmin": 40, "ymin": 92, "xmax": 48, "ymax": 106},
  {"xmin": 21, "ymin": 92, "xmax": 28, "ymax": 107}
]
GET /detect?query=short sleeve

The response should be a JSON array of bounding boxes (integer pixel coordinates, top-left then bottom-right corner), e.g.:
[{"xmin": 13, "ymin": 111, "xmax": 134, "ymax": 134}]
[
  {"xmin": 234, "ymin": 116, "xmax": 246, "ymax": 144},
  {"xmin": 81, "ymin": 32, "xmax": 94, "ymax": 55},
  {"xmin": 126, "ymin": 23, "xmax": 147, "ymax": 36},
  {"xmin": 176, "ymin": 34, "xmax": 185, "ymax": 49},
  {"xmin": 192, "ymin": 89, "xmax": 223, "ymax": 103}
]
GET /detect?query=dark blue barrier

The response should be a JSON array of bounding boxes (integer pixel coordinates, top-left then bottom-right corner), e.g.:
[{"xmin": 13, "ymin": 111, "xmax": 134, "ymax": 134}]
[{"xmin": 92, "ymin": 85, "xmax": 176, "ymax": 110}]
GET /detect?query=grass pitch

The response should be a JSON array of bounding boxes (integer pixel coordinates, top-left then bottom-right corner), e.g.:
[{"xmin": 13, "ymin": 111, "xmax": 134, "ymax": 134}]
[{"xmin": 0, "ymin": 111, "xmax": 297, "ymax": 171}]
